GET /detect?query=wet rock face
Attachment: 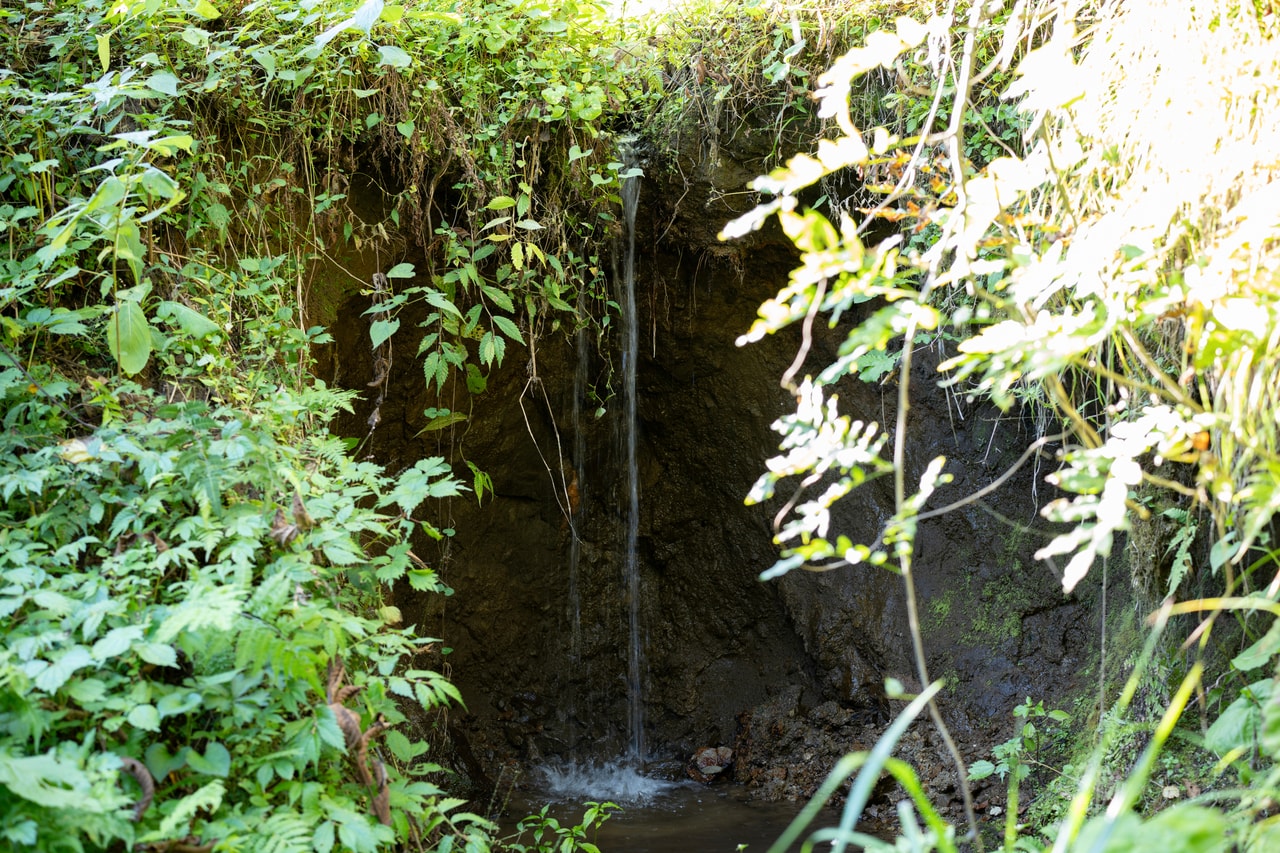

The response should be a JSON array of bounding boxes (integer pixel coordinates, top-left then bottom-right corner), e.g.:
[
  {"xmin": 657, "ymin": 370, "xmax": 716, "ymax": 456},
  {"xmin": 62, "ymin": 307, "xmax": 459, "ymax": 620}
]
[{"xmin": 320, "ymin": 126, "xmax": 1112, "ymax": 805}]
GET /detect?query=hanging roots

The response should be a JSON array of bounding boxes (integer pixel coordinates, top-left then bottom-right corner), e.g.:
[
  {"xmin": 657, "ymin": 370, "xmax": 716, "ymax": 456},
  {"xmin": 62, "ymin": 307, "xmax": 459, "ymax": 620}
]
[{"xmin": 327, "ymin": 655, "xmax": 394, "ymax": 826}]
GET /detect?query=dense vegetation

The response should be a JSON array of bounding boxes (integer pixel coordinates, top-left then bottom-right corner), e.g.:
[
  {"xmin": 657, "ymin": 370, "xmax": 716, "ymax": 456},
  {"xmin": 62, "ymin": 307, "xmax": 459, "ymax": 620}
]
[
  {"xmin": 4, "ymin": 0, "xmax": 1280, "ymax": 851},
  {"xmin": 731, "ymin": 1, "xmax": 1280, "ymax": 851},
  {"xmin": 0, "ymin": 0, "xmax": 643, "ymax": 849}
]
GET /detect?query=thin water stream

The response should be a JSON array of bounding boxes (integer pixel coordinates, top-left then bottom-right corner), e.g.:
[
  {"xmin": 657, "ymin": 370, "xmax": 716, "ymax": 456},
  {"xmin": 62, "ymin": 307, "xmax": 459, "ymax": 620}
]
[{"xmin": 619, "ymin": 143, "xmax": 645, "ymax": 764}]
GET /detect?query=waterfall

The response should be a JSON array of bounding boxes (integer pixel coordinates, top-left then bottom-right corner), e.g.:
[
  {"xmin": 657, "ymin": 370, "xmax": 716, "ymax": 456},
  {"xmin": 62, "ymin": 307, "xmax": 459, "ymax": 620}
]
[
  {"xmin": 620, "ymin": 144, "xmax": 644, "ymax": 765},
  {"xmin": 538, "ymin": 143, "xmax": 667, "ymax": 804},
  {"xmin": 565, "ymin": 302, "xmax": 588, "ymax": 753}
]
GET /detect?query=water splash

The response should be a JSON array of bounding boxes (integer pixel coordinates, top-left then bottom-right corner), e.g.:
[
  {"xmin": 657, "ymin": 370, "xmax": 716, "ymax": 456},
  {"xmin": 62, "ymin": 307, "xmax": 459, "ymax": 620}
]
[{"xmin": 539, "ymin": 761, "xmax": 674, "ymax": 806}]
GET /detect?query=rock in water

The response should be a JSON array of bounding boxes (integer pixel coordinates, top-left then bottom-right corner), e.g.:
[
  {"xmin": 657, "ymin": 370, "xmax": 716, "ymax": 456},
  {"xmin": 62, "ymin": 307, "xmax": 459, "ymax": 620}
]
[{"xmin": 686, "ymin": 746, "xmax": 734, "ymax": 784}]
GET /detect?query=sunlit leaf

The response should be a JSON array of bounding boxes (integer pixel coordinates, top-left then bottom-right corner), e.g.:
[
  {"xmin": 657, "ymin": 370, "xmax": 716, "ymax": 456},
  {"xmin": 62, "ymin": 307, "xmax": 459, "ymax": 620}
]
[{"xmin": 105, "ymin": 300, "xmax": 151, "ymax": 376}]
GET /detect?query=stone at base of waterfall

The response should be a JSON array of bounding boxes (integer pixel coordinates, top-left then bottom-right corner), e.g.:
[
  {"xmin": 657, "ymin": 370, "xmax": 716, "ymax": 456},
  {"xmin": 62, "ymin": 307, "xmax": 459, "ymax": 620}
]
[{"xmin": 687, "ymin": 746, "xmax": 734, "ymax": 784}]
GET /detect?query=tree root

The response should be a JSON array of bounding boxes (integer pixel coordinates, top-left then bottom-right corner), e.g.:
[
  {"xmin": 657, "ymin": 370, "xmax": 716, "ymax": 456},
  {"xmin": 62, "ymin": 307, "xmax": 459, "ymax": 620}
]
[{"xmin": 327, "ymin": 655, "xmax": 395, "ymax": 826}]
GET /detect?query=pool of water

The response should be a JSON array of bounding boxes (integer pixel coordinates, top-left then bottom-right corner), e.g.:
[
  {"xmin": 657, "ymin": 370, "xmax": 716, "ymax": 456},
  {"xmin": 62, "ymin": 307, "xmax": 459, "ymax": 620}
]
[{"xmin": 500, "ymin": 764, "xmax": 841, "ymax": 853}]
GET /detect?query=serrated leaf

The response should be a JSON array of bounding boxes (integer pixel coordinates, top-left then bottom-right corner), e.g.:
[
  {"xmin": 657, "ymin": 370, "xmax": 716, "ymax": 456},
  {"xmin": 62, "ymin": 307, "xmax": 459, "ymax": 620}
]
[
  {"xmin": 36, "ymin": 646, "xmax": 94, "ymax": 693},
  {"xmin": 386, "ymin": 730, "xmax": 414, "ymax": 761},
  {"xmin": 66, "ymin": 678, "xmax": 107, "ymax": 704},
  {"xmin": 492, "ymin": 314, "xmax": 522, "ymax": 343},
  {"xmin": 107, "ymin": 300, "xmax": 151, "ymax": 376},
  {"xmin": 967, "ymin": 759, "xmax": 996, "ymax": 781},
  {"xmin": 315, "ymin": 821, "xmax": 336, "ymax": 853},
  {"xmin": 419, "ymin": 411, "xmax": 467, "ymax": 432},
  {"xmin": 128, "ymin": 704, "xmax": 162, "ymax": 732},
  {"xmin": 91, "ymin": 625, "xmax": 144, "ymax": 661},
  {"xmin": 136, "ymin": 642, "xmax": 178, "ymax": 667},
  {"xmin": 0, "ymin": 753, "xmax": 95, "ymax": 809},
  {"xmin": 316, "ymin": 707, "xmax": 348, "ymax": 752},
  {"xmin": 480, "ymin": 284, "xmax": 514, "ymax": 312},
  {"xmin": 478, "ymin": 331, "xmax": 505, "ymax": 365},
  {"xmin": 370, "ymin": 318, "xmax": 399, "ymax": 349},
  {"xmin": 157, "ymin": 780, "xmax": 224, "ymax": 838}
]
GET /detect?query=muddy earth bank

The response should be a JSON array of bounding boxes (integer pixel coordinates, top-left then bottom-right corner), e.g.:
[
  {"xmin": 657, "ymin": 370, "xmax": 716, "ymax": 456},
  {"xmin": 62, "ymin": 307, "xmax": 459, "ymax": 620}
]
[{"xmin": 314, "ymin": 121, "xmax": 1120, "ymax": 826}]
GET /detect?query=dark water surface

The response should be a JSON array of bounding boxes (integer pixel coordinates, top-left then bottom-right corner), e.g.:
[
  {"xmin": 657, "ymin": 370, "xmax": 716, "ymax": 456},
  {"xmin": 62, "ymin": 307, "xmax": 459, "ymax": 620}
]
[{"xmin": 502, "ymin": 768, "xmax": 839, "ymax": 853}]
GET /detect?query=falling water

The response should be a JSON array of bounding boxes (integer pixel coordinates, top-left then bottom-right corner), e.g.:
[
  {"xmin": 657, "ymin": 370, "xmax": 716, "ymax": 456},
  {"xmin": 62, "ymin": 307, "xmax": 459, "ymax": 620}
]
[
  {"xmin": 620, "ymin": 144, "xmax": 644, "ymax": 765},
  {"xmin": 537, "ymin": 143, "xmax": 665, "ymax": 803},
  {"xmin": 565, "ymin": 304, "xmax": 589, "ymax": 752}
]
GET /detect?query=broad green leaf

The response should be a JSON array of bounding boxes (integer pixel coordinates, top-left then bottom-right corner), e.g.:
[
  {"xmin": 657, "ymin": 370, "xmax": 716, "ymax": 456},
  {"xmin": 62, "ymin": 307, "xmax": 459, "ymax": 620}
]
[
  {"xmin": 128, "ymin": 703, "xmax": 162, "ymax": 732},
  {"xmin": 136, "ymin": 642, "xmax": 178, "ymax": 667},
  {"xmin": 191, "ymin": 0, "xmax": 221, "ymax": 19},
  {"xmin": 145, "ymin": 743, "xmax": 187, "ymax": 782},
  {"xmin": 145, "ymin": 134, "xmax": 195, "ymax": 155},
  {"xmin": 1206, "ymin": 679, "xmax": 1273, "ymax": 755},
  {"xmin": 385, "ymin": 730, "xmax": 413, "ymax": 762},
  {"xmin": 158, "ymin": 301, "xmax": 219, "ymax": 339},
  {"xmin": 387, "ymin": 262, "xmax": 415, "ymax": 278},
  {"xmin": 1234, "ymin": 619, "xmax": 1280, "ymax": 672},
  {"xmin": 486, "ymin": 196, "xmax": 517, "ymax": 210},
  {"xmin": 36, "ymin": 646, "xmax": 94, "ymax": 693},
  {"xmin": 186, "ymin": 742, "xmax": 230, "ymax": 777},
  {"xmin": 66, "ymin": 678, "xmax": 107, "ymax": 704},
  {"xmin": 96, "ymin": 33, "xmax": 110, "ymax": 72},
  {"xmin": 91, "ymin": 625, "xmax": 144, "ymax": 661},
  {"xmin": 1262, "ymin": 686, "xmax": 1280, "ymax": 760},
  {"xmin": 351, "ymin": 0, "xmax": 384, "ymax": 34},
  {"xmin": 157, "ymin": 690, "xmax": 202, "ymax": 718},
  {"xmin": 370, "ymin": 318, "xmax": 399, "ymax": 349},
  {"xmin": 377, "ymin": 44, "xmax": 411, "ymax": 68},
  {"xmin": 316, "ymin": 707, "xmax": 348, "ymax": 752},
  {"xmin": 396, "ymin": 119, "xmax": 414, "ymax": 138},
  {"xmin": 419, "ymin": 411, "xmax": 467, "ymax": 432},
  {"xmin": 967, "ymin": 760, "xmax": 995, "ymax": 781},
  {"xmin": 106, "ymin": 300, "xmax": 151, "ymax": 376},
  {"xmin": 315, "ymin": 821, "xmax": 336, "ymax": 853},
  {"xmin": 144, "ymin": 71, "xmax": 181, "ymax": 97}
]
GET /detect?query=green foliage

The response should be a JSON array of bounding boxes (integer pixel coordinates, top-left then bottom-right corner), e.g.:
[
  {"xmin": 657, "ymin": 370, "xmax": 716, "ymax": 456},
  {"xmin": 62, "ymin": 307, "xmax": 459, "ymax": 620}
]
[
  {"xmin": 502, "ymin": 801, "xmax": 620, "ymax": 853},
  {"xmin": 0, "ymin": 0, "xmax": 659, "ymax": 847},
  {"xmin": 727, "ymin": 0, "xmax": 1280, "ymax": 850}
]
